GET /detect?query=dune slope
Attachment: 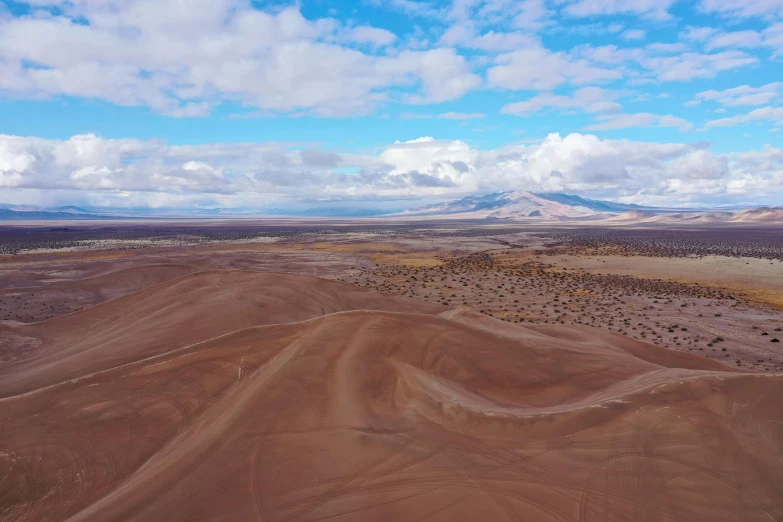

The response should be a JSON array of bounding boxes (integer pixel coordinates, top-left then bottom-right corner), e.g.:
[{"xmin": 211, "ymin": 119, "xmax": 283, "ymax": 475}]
[
  {"xmin": 0, "ymin": 271, "xmax": 781, "ymax": 522},
  {"xmin": 0, "ymin": 270, "xmax": 443, "ymax": 397}
]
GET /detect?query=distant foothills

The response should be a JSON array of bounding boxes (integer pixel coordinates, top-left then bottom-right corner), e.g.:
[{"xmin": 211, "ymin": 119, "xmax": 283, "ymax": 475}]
[{"xmin": 1, "ymin": 192, "xmax": 781, "ymax": 223}]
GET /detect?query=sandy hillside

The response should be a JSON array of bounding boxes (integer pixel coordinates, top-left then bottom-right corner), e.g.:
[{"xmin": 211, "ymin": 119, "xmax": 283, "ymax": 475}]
[
  {"xmin": 0, "ymin": 264, "xmax": 197, "ymax": 321},
  {"xmin": 0, "ymin": 270, "xmax": 781, "ymax": 522},
  {"xmin": 0, "ymin": 269, "xmax": 443, "ymax": 397}
]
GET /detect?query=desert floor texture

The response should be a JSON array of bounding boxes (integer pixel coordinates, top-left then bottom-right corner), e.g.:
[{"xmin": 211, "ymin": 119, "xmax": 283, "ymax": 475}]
[{"xmin": 1, "ymin": 221, "xmax": 782, "ymax": 521}]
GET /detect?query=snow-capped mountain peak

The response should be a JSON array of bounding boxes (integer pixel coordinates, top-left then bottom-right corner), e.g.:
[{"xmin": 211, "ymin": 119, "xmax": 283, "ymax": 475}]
[{"xmin": 403, "ymin": 191, "xmax": 628, "ymax": 219}]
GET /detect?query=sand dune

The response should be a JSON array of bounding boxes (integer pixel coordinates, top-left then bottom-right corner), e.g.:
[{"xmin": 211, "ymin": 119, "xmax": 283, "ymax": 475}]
[
  {"xmin": 0, "ymin": 269, "xmax": 442, "ymax": 397},
  {"xmin": 1, "ymin": 271, "xmax": 781, "ymax": 521}
]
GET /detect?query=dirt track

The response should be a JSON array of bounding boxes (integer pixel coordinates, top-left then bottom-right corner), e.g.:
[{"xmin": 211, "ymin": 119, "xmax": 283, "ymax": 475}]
[{"xmin": 1, "ymin": 267, "xmax": 781, "ymax": 521}]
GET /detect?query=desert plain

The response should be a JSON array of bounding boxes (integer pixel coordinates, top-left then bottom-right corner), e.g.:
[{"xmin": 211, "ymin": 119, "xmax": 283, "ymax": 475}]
[{"xmin": 1, "ymin": 220, "xmax": 782, "ymax": 521}]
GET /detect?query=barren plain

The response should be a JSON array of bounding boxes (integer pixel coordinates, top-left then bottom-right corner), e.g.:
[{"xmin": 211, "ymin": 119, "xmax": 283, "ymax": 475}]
[{"xmin": 1, "ymin": 220, "xmax": 782, "ymax": 521}]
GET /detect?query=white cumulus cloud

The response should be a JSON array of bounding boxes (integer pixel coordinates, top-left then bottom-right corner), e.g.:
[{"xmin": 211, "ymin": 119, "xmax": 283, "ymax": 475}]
[
  {"xmin": 0, "ymin": 2, "xmax": 479, "ymax": 116},
  {"xmin": 2, "ymin": 132, "xmax": 781, "ymax": 208}
]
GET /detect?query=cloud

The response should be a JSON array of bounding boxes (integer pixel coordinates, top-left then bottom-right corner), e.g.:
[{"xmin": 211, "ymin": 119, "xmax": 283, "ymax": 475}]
[
  {"xmin": 686, "ymin": 25, "xmax": 782, "ymax": 54},
  {"xmin": 440, "ymin": 23, "xmax": 540, "ymax": 51},
  {"xmin": 622, "ymin": 29, "xmax": 646, "ymax": 41},
  {"xmin": 1, "ymin": 1, "xmax": 781, "ymax": 211},
  {"xmin": 4, "ymin": 132, "xmax": 780, "ymax": 208},
  {"xmin": 487, "ymin": 46, "xmax": 621, "ymax": 90},
  {"xmin": 0, "ymin": 3, "xmax": 479, "ymax": 116},
  {"xmin": 501, "ymin": 87, "xmax": 623, "ymax": 115},
  {"xmin": 705, "ymin": 30, "xmax": 764, "ymax": 50},
  {"xmin": 299, "ymin": 149, "xmax": 342, "ymax": 168},
  {"xmin": 765, "ymin": 23, "xmax": 783, "ymax": 54},
  {"xmin": 492, "ymin": 42, "xmax": 757, "ymax": 88},
  {"xmin": 573, "ymin": 44, "xmax": 643, "ymax": 64},
  {"xmin": 640, "ymin": 50, "xmax": 758, "ymax": 81},
  {"xmin": 447, "ymin": 0, "xmax": 553, "ymax": 30},
  {"xmin": 700, "ymin": 0, "xmax": 783, "ymax": 20},
  {"xmin": 562, "ymin": 0, "xmax": 677, "ymax": 20},
  {"xmin": 646, "ymin": 42, "xmax": 688, "ymax": 53},
  {"xmin": 705, "ymin": 106, "xmax": 783, "ymax": 127},
  {"xmin": 393, "ymin": 48, "xmax": 482, "ymax": 103},
  {"xmin": 344, "ymin": 26, "xmax": 397, "ymax": 46},
  {"xmin": 368, "ymin": 0, "xmax": 444, "ymax": 19},
  {"xmin": 398, "ymin": 171, "xmax": 456, "ymax": 187},
  {"xmin": 583, "ymin": 113, "xmax": 694, "ymax": 131},
  {"xmin": 473, "ymin": 133, "xmax": 781, "ymax": 204},
  {"xmin": 681, "ymin": 26, "xmax": 718, "ymax": 42},
  {"xmin": 437, "ymin": 112, "xmax": 485, "ymax": 120},
  {"xmin": 695, "ymin": 83, "xmax": 782, "ymax": 107},
  {"xmin": 1, "ymin": 0, "xmax": 776, "ymax": 124},
  {"xmin": 512, "ymin": 0, "xmax": 554, "ymax": 30}
]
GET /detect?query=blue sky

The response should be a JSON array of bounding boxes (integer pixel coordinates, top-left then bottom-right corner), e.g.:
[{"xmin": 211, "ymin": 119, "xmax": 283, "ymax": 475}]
[{"xmin": 0, "ymin": 0, "xmax": 782, "ymax": 210}]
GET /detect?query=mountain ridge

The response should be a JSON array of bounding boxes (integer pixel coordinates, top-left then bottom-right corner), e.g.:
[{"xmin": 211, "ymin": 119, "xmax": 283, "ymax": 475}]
[
  {"xmin": 401, "ymin": 191, "xmax": 783, "ymax": 222},
  {"xmin": 0, "ymin": 208, "xmax": 121, "ymax": 221},
  {"xmin": 401, "ymin": 190, "xmax": 645, "ymax": 219}
]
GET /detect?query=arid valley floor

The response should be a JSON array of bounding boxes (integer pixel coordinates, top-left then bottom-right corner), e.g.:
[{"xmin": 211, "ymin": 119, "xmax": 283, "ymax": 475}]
[{"xmin": 1, "ymin": 220, "xmax": 782, "ymax": 521}]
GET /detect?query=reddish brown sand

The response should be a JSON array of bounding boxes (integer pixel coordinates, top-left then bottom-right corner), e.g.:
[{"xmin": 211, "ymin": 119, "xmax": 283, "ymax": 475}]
[{"xmin": 1, "ymin": 267, "xmax": 782, "ymax": 521}]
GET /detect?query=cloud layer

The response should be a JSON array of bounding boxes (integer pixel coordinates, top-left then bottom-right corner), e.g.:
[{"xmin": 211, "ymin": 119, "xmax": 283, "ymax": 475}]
[
  {"xmin": 0, "ymin": 2, "xmax": 480, "ymax": 116},
  {"xmin": 0, "ymin": 0, "xmax": 778, "ymax": 124},
  {"xmin": 2, "ymin": 133, "xmax": 781, "ymax": 209},
  {"xmin": 0, "ymin": 0, "xmax": 781, "ymax": 208}
]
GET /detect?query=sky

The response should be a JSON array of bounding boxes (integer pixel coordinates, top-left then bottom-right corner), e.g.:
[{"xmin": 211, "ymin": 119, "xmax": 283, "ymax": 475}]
[{"xmin": 0, "ymin": 0, "xmax": 782, "ymax": 211}]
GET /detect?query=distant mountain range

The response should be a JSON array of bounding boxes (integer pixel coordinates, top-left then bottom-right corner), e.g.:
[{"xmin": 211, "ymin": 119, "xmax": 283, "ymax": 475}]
[
  {"xmin": 0, "ymin": 207, "xmax": 118, "ymax": 221},
  {"xmin": 401, "ymin": 191, "xmax": 647, "ymax": 219},
  {"xmin": 0, "ymin": 204, "xmax": 393, "ymax": 220},
  {"xmin": 1, "ymin": 194, "xmax": 781, "ymax": 223},
  {"xmin": 400, "ymin": 191, "xmax": 783, "ymax": 223}
]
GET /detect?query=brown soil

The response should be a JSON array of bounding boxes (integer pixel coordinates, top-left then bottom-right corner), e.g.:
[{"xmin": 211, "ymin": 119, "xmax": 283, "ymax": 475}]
[{"xmin": 1, "ymin": 225, "xmax": 782, "ymax": 521}]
